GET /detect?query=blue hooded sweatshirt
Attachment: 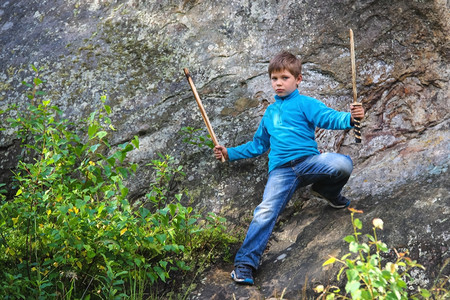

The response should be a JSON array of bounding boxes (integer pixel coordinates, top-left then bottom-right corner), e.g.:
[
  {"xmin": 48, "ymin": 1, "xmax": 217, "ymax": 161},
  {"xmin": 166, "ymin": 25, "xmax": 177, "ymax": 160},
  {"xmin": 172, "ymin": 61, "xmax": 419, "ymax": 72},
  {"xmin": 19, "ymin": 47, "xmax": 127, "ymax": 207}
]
[{"xmin": 227, "ymin": 90, "xmax": 353, "ymax": 173}]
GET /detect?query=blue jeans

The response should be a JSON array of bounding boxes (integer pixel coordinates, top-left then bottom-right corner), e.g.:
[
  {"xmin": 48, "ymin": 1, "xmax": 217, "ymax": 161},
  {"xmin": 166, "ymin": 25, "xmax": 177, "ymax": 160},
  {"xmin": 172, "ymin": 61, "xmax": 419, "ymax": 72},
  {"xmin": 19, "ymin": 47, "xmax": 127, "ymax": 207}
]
[{"xmin": 234, "ymin": 153, "xmax": 353, "ymax": 269}]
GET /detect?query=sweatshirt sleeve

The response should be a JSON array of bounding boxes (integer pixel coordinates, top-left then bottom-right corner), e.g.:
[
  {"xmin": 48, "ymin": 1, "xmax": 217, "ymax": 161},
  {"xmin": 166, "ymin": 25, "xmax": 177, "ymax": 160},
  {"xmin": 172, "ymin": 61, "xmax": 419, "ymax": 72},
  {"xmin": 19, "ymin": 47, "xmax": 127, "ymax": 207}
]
[
  {"xmin": 227, "ymin": 118, "xmax": 270, "ymax": 161},
  {"xmin": 303, "ymin": 98, "xmax": 353, "ymax": 130}
]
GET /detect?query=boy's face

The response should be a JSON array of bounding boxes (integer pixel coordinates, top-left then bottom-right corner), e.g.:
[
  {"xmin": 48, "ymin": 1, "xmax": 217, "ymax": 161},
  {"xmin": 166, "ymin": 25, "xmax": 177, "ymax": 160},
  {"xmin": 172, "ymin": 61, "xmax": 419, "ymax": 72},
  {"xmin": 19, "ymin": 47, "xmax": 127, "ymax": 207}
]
[{"xmin": 270, "ymin": 69, "xmax": 302, "ymax": 98}]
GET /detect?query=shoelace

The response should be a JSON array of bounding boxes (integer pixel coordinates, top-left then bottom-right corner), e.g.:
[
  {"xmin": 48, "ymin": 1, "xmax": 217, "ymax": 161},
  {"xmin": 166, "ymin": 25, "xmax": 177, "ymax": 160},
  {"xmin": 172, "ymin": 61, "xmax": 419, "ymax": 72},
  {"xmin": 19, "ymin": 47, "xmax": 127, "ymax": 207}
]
[{"xmin": 236, "ymin": 265, "xmax": 252, "ymax": 278}]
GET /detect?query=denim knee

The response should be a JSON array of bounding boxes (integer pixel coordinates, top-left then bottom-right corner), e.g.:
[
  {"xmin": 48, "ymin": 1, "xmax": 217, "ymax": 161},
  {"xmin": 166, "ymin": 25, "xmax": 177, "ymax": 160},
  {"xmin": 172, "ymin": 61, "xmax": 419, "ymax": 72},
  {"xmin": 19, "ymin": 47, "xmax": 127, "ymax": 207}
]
[
  {"xmin": 334, "ymin": 154, "xmax": 353, "ymax": 177},
  {"xmin": 312, "ymin": 153, "xmax": 353, "ymax": 177}
]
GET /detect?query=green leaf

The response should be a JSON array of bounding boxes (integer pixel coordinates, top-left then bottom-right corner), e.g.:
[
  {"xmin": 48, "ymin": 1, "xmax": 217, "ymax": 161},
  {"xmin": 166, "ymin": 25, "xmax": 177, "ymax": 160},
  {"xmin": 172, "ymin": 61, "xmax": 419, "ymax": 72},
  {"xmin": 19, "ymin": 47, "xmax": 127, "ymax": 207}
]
[
  {"xmin": 113, "ymin": 280, "xmax": 125, "ymax": 286},
  {"xmin": 379, "ymin": 242, "xmax": 389, "ymax": 252},
  {"xmin": 397, "ymin": 279, "xmax": 407, "ymax": 288},
  {"xmin": 34, "ymin": 77, "xmax": 43, "ymax": 86},
  {"xmin": 159, "ymin": 260, "xmax": 168, "ymax": 269},
  {"xmin": 346, "ymin": 269, "xmax": 360, "ymax": 281},
  {"xmin": 344, "ymin": 235, "xmax": 356, "ymax": 243},
  {"xmin": 97, "ymin": 204, "xmax": 105, "ymax": 216},
  {"xmin": 361, "ymin": 243, "xmax": 370, "ymax": 253},
  {"xmin": 131, "ymin": 135, "xmax": 139, "ymax": 149},
  {"xmin": 90, "ymin": 144, "xmax": 101, "ymax": 153},
  {"xmin": 156, "ymin": 234, "xmax": 166, "ymax": 244},
  {"xmin": 104, "ymin": 105, "xmax": 111, "ymax": 114},
  {"xmin": 96, "ymin": 131, "xmax": 107, "ymax": 139},
  {"xmin": 373, "ymin": 279, "xmax": 387, "ymax": 288},
  {"xmin": 89, "ymin": 111, "xmax": 96, "ymax": 122},
  {"xmin": 147, "ymin": 271, "xmax": 157, "ymax": 283},
  {"xmin": 176, "ymin": 260, "xmax": 190, "ymax": 271},
  {"xmin": 381, "ymin": 270, "xmax": 393, "ymax": 280},
  {"xmin": 354, "ymin": 218, "xmax": 363, "ymax": 230},
  {"xmin": 420, "ymin": 288, "xmax": 431, "ymax": 298},
  {"xmin": 341, "ymin": 253, "xmax": 352, "ymax": 260},
  {"xmin": 323, "ymin": 257, "xmax": 336, "ymax": 266},
  {"xmin": 205, "ymin": 140, "xmax": 215, "ymax": 149},
  {"xmin": 88, "ymin": 124, "xmax": 98, "ymax": 139},
  {"xmin": 120, "ymin": 187, "xmax": 129, "ymax": 198},
  {"xmin": 345, "ymin": 280, "xmax": 361, "ymax": 294},
  {"xmin": 134, "ymin": 258, "xmax": 142, "ymax": 266},
  {"xmin": 22, "ymin": 80, "xmax": 33, "ymax": 88},
  {"xmin": 337, "ymin": 266, "xmax": 346, "ymax": 281},
  {"xmin": 105, "ymin": 190, "xmax": 115, "ymax": 199},
  {"xmin": 163, "ymin": 244, "xmax": 178, "ymax": 252},
  {"xmin": 122, "ymin": 143, "xmax": 134, "ymax": 152},
  {"xmin": 349, "ymin": 241, "xmax": 359, "ymax": 253},
  {"xmin": 86, "ymin": 250, "xmax": 96, "ymax": 258},
  {"xmin": 107, "ymin": 156, "xmax": 115, "ymax": 166},
  {"xmin": 361, "ymin": 290, "xmax": 373, "ymax": 299},
  {"xmin": 40, "ymin": 282, "xmax": 53, "ymax": 289},
  {"xmin": 140, "ymin": 207, "xmax": 150, "ymax": 218},
  {"xmin": 154, "ymin": 266, "xmax": 166, "ymax": 282},
  {"xmin": 366, "ymin": 234, "xmax": 376, "ymax": 242},
  {"xmin": 187, "ymin": 218, "xmax": 197, "ymax": 226},
  {"xmin": 52, "ymin": 153, "xmax": 62, "ymax": 163},
  {"xmin": 169, "ymin": 204, "xmax": 177, "ymax": 216}
]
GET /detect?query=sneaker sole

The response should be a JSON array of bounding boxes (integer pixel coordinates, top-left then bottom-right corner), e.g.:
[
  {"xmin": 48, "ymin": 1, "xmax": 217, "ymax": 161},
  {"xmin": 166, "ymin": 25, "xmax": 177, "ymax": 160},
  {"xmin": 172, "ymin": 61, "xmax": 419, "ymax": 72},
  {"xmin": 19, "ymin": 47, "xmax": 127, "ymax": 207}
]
[
  {"xmin": 231, "ymin": 270, "xmax": 254, "ymax": 285},
  {"xmin": 310, "ymin": 190, "xmax": 350, "ymax": 209}
]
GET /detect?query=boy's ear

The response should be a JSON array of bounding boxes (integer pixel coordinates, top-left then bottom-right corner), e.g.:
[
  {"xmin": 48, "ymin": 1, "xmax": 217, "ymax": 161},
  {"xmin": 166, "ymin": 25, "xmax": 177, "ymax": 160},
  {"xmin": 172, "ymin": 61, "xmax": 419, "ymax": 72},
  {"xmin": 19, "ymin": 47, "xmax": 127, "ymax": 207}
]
[{"xmin": 296, "ymin": 74, "xmax": 303, "ymax": 84}]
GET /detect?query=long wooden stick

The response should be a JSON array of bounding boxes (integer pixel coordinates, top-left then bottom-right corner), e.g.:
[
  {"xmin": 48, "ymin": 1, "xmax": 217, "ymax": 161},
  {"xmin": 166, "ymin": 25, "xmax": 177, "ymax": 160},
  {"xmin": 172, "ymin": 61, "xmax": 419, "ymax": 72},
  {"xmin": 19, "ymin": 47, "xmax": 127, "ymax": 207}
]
[
  {"xmin": 184, "ymin": 68, "xmax": 225, "ymax": 161},
  {"xmin": 349, "ymin": 29, "xmax": 362, "ymax": 143}
]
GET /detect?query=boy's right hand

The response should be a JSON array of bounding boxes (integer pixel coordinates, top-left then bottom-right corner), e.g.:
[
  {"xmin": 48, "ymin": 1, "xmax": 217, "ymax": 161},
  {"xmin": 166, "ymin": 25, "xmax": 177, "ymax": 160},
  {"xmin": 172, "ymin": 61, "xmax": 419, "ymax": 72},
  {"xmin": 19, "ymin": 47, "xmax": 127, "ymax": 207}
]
[{"xmin": 214, "ymin": 145, "xmax": 229, "ymax": 161}]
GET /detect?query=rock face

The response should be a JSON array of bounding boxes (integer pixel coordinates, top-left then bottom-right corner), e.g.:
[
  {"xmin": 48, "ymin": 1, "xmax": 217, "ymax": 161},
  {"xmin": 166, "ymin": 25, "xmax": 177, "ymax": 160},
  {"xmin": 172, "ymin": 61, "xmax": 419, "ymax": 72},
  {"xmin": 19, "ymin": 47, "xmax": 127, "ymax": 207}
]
[{"xmin": 0, "ymin": 0, "xmax": 448, "ymax": 298}]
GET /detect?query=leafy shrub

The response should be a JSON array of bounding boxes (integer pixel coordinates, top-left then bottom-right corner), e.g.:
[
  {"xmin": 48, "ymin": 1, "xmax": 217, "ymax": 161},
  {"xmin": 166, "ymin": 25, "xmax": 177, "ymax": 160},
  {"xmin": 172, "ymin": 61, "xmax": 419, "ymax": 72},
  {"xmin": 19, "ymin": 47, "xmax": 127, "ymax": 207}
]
[
  {"xmin": 316, "ymin": 208, "xmax": 449, "ymax": 299},
  {"xmin": 0, "ymin": 67, "xmax": 236, "ymax": 298},
  {"xmin": 180, "ymin": 126, "xmax": 214, "ymax": 149}
]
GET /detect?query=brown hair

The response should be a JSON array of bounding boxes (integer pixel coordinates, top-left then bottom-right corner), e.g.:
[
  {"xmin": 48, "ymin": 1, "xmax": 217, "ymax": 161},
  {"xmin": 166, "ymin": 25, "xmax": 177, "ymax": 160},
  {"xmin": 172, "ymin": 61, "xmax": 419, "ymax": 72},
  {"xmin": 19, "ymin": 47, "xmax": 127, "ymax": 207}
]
[{"xmin": 268, "ymin": 51, "xmax": 302, "ymax": 78}]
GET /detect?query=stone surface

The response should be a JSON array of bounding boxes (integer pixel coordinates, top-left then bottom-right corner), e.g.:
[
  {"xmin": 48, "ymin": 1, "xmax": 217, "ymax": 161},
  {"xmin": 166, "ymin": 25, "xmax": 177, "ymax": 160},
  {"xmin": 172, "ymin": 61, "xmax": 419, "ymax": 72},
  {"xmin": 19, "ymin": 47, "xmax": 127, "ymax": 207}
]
[
  {"xmin": 0, "ymin": 0, "xmax": 449, "ymax": 298},
  {"xmin": 192, "ymin": 173, "xmax": 449, "ymax": 299}
]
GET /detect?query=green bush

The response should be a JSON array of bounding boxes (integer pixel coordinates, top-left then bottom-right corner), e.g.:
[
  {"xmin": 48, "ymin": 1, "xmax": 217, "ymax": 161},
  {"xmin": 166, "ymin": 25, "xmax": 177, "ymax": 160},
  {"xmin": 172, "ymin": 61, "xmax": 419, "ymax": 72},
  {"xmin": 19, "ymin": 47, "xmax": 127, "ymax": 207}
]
[
  {"xmin": 179, "ymin": 126, "xmax": 214, "ymax": 149},
  {"xmin": 0, "ymin": 67, "xmax": 236, "ymax": 299},
  {"xmin": 316, "ymin": 208, "xmax": 449, "ymax": 300}
]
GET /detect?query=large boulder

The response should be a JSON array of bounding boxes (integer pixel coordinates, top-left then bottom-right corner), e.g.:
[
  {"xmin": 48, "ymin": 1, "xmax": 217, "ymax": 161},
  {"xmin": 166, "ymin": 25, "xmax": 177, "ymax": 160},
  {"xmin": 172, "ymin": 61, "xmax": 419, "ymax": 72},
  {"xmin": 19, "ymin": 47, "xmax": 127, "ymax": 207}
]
[{"xmin": 1, "ymin": 0, "xmax": 448, "ymax": 297}]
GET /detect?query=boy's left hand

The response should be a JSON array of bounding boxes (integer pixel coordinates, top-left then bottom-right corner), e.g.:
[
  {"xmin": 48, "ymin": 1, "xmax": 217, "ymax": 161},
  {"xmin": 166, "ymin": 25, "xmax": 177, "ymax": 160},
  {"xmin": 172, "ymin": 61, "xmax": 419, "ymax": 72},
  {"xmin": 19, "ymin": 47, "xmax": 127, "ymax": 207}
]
[{"xmin": 350, "ymin": 104, "xmax": 365, "ymax": 122}]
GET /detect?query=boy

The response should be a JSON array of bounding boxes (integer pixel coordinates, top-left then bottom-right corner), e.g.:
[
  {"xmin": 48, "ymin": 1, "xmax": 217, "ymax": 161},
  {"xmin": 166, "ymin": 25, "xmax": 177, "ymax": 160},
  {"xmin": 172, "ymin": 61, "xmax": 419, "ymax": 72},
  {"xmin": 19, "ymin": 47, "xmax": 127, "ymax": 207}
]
[{"xmin": 213, "ymin": 51, "xmax": 365, "ymax": 285}]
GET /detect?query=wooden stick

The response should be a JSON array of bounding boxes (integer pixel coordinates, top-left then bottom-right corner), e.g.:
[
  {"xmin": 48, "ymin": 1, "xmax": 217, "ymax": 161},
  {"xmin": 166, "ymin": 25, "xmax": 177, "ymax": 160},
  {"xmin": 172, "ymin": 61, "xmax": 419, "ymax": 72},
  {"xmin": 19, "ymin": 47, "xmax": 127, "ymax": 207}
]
[
  {"xmin": 183, "ymin": 68, "xmax": 225, "ymax": 162},
  {"xmin": 349, "ymin": 29, "xmax": 362, "ymax": 143}
]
